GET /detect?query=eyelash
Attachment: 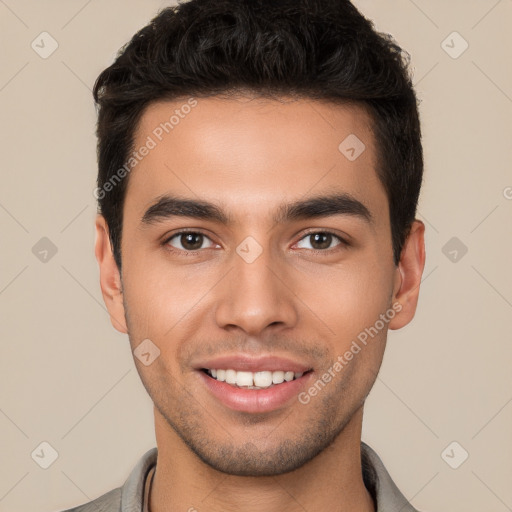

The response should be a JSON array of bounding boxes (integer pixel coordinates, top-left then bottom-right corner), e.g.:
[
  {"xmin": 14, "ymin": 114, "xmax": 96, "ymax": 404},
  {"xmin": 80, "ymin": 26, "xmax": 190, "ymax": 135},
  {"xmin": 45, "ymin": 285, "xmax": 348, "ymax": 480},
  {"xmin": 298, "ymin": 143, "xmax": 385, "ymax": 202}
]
[{"xmin": 161, "ymin": 229, "xmax": 350, "ymax": 256}]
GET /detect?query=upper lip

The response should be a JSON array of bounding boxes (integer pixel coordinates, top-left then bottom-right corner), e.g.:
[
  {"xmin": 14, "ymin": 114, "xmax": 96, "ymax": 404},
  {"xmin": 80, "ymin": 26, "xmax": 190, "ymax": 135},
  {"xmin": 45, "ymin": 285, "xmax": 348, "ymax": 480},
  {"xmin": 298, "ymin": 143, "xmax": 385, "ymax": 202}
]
[{"xmin": 194, "ymin": 354, "xmax": 313, "ymax": 373}]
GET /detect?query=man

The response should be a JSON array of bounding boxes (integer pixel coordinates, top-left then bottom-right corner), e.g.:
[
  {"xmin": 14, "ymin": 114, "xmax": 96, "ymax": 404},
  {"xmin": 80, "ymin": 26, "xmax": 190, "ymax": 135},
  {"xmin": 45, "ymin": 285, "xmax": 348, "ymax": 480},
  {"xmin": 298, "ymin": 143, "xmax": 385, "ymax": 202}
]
[{"xmin": 64, "ymin": 0, "xmax": 426, "ymax": 510}]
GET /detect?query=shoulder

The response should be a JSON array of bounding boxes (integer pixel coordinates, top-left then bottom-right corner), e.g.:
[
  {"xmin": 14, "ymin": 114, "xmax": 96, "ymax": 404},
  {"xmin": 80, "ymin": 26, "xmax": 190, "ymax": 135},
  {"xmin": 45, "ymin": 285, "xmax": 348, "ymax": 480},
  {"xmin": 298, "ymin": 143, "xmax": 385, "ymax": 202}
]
[
  {"xmin": 55, "ymin": 447, "xmax": 157, "ymax": 512},
  {"xmin": 58, "ymin": 486, "xmax": 121, "ymax": 511},
  {"xmin": 361, "ymin": 441, "xmax": 424, "ymax": 512}
]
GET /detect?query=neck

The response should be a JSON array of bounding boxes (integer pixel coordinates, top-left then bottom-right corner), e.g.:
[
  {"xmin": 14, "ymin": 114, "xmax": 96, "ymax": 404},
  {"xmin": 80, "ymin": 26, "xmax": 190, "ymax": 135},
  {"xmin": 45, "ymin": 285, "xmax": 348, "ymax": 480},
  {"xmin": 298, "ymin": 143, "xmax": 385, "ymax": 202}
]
[{"xmin": 149, "ymin": 406, "xmax": 375, "ymax": 512}]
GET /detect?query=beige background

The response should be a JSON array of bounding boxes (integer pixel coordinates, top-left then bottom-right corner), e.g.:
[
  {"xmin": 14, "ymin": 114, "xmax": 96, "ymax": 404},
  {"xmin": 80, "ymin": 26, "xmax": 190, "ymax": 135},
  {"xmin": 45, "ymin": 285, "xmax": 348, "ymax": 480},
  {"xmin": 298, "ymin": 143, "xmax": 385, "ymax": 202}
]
[{"xmin": 1, "ymin": 1, "xmax": 511, "ymax": 511}]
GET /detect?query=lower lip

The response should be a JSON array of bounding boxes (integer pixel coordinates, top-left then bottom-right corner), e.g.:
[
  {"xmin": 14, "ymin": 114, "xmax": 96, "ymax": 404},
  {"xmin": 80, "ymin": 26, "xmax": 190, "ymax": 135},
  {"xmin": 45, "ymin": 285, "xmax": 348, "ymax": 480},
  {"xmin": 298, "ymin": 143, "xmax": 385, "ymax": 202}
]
[{"xmin": 197, "ymin": 370, "xmax": 313, "ymax": 413}]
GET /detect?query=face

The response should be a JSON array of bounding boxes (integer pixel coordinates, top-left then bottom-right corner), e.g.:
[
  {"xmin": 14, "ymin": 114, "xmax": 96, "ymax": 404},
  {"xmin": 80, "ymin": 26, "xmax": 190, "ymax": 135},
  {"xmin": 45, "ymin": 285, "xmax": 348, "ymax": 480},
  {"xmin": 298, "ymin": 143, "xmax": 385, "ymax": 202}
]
[{"xmin": 96, "ymin": 95, "xmax": 424, "ymax": 476}]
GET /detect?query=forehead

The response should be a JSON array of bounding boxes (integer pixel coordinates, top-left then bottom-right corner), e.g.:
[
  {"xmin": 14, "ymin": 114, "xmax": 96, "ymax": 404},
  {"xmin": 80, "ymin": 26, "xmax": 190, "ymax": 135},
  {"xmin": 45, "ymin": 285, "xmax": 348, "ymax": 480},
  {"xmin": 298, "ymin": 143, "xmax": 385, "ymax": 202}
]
[{"xmin": 125, "ymin": 96, "xmax": 387, "ymax": 226}]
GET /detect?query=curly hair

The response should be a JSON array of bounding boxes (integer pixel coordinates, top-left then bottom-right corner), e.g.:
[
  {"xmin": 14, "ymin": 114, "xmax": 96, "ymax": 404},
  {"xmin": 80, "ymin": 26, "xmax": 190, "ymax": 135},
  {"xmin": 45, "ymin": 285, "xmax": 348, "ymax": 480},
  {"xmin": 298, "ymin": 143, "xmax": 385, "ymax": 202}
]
[{"xmin": 93, "ymin": 0, "xmax": 423, "ymax": 270}]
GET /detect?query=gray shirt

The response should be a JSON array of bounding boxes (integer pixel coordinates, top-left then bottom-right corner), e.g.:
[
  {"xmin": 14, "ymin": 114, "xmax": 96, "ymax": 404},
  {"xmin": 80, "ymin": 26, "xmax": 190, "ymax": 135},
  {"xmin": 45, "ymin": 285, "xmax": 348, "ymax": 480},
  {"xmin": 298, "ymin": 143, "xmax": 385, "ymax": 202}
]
[{"xmin": 59, "ymin": 441, "xmax": 421, "ymax": 512}]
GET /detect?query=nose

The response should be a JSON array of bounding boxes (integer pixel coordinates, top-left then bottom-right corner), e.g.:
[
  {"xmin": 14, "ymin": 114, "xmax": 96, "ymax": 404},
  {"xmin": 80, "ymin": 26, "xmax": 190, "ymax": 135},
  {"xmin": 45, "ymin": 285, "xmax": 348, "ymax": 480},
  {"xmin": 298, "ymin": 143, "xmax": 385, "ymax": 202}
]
[{"xmin": 214, "ymin": 241, "xmax": 299, "ymax": 336}]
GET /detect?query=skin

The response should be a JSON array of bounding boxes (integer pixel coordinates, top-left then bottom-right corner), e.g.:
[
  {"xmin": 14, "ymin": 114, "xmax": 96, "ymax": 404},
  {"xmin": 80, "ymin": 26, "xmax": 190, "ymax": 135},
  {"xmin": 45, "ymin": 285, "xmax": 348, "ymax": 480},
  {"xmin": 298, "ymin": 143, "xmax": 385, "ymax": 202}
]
[{"xmin": 95, "ymin": 96, "xmax": 425, "ymax": 512}]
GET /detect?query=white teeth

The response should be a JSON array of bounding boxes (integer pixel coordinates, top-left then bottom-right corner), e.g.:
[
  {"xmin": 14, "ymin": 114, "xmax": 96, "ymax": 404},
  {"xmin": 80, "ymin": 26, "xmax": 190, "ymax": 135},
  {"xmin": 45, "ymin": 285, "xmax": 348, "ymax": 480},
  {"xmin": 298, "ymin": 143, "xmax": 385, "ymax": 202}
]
[
  {"xmin": 235, "ymin": 371, "xmax": 253, "ymax": 387},
  {"xmin": 206, "ymin": 369, "xmax": 306, "ymax": 388},
  {"xmin": 225, "ymin": 369, "xmax": 237, "ymax": 384},
  {"xmin": 272, "ymin": 371, "xmax": 285, "ymax": 384},
  {"xmin": 254, "ymin": 371, "xmax": 273, "ymax": 388}
]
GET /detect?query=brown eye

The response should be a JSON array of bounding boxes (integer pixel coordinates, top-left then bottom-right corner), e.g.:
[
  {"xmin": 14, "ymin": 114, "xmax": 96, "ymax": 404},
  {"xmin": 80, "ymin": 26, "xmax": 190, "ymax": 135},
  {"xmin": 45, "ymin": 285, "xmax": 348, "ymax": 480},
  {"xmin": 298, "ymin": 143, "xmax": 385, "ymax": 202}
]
[
  {"xmin": 295, "ymin": 231, "xmax": 346, "ymax": 251},
  {"xmin": 310, "ymin": 232, "xmax": 333, "ymax": 250},
  {"xmin": 165, "ymin": 231, "xmax": 214, "ymax": 252}
]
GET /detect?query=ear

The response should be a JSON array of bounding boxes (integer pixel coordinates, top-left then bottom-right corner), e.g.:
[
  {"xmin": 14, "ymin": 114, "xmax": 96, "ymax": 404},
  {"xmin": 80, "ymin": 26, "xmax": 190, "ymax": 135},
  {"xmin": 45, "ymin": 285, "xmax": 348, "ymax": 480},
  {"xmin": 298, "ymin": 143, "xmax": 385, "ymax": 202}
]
[
  {"xmin": 388, "ymin": 219, "xmax": 426, "ymax": 330},
  {"xmin": 94, "ymin": 214, "xmax": 128, "ymax": 334}
]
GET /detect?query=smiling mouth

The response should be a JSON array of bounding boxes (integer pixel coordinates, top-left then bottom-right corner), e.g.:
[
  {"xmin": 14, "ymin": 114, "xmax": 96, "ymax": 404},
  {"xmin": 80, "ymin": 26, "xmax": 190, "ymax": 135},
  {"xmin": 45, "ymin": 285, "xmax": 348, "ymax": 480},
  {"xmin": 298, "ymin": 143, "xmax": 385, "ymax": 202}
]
[{"xmin": 201, "ymin": 368, "xmax": 313, "ymax": 389}]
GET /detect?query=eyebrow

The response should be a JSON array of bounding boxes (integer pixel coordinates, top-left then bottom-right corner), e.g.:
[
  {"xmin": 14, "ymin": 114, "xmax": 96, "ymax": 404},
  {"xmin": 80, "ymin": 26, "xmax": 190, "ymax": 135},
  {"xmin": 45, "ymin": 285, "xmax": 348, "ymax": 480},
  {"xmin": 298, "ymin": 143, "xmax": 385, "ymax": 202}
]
[{"xmin": 140, "ymin": 192, "xmax": 374, "ymax": 227}]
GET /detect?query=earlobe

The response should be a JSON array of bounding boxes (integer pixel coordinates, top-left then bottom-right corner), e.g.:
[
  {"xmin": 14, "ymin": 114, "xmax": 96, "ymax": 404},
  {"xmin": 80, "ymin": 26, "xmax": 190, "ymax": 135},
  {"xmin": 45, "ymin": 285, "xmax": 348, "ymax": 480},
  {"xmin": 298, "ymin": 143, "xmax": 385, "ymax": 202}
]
[
  {"xmin": 388, "ymin": 220, "xmax": 426, "ymax": 330},
  {"xmin": 94, "ymin": 214, "xmax": 128, "ymax": 334}
]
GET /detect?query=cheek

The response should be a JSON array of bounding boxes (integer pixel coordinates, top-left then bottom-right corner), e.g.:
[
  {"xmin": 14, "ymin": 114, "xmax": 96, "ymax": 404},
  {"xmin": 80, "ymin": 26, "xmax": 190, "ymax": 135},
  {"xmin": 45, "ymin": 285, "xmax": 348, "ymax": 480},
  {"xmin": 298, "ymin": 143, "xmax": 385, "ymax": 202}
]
[
  {"xmin": 298, "ymin": 257, "xmax": 393, "ymax": 339},
  {"xmin": 123, "ymin": 239, "xmax": 191, "ymax": 301},
  {"xmin": 121, "ymin": 251, "xmax": 215, "ymax": 352}
]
